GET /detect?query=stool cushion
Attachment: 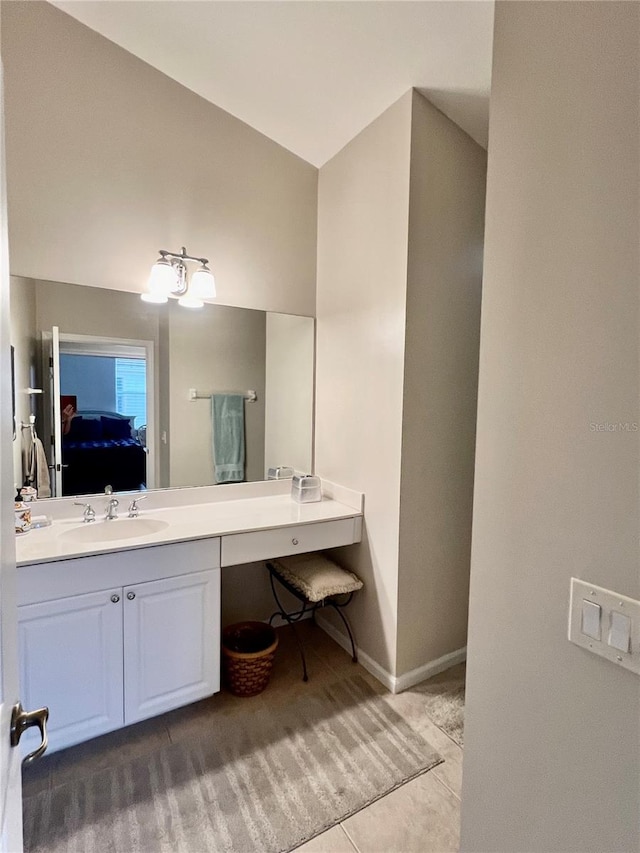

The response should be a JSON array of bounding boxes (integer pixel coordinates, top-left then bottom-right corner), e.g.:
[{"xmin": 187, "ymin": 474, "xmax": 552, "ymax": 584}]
[{"xmin": 270, "ymin": 553, "xmax": 363, "ymax": 603}]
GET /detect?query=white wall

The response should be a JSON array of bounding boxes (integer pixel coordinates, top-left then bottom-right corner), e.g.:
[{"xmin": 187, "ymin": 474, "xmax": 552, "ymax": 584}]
[
  {"xmin": 264, "ymin": 313, "xmax": 314, "ymax": 476},
  {"xmin": 1, "ymin": 1, "xmax": 317, "ymax": 316},
  {"xmin": 461, "ymin": 3, "xmax": 640, "ymax": 851},
  {"xmin": 396, "ymin": 91, "xmax": 486, "ymax": 675},
  {"xmin": 221, "ymin": 561, "xmax": 302, "ymax": 631},
  {"xmin": 9, "ymin": 275, "xmax": 36, "ymax": 487},
  {"xmin": 168, "ymin": 303, "xmax": 266, "ymax": 487},
  {"xmin": 316, "ymin": 90, "xmax": 485, "ymax": 682},
  {"xmin": 34, "ymin": 280, "xmax": 161, "ymax": 346},
  {"xmin": 316, "ymin": 92, "xmax": 413, "ymax": 674}
]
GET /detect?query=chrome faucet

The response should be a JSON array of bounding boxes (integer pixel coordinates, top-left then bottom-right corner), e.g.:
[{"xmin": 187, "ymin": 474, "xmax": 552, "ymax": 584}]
[
  {"xmin": 127, "ymin": 495, "xmax": 147, "ymax": 518},
  {"xmin": 74, "ymin": 502, "xmax": 96, "ymax": 523},
  {"xmin": 105, "ymin": 498, "xmax": 119, "ymax": 520}
]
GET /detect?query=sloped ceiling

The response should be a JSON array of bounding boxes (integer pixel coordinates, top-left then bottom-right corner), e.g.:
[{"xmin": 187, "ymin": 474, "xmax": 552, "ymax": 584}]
[{"xmin": 52, "ymin": 1, "xmax": 494, "ymax": 167}]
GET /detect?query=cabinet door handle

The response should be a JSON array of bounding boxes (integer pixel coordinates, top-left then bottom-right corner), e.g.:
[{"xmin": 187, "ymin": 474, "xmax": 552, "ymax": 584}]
[
  {"xmin": 292, "ymin": 538, "xmax": 299, "ymax": 546},
  {"xmin": 126, "ymin": 591, "xmax": 136, "ymax": 600},
  {"xmin": 110, "ymin": 594, "xmax": 120, "ymax": 604}
]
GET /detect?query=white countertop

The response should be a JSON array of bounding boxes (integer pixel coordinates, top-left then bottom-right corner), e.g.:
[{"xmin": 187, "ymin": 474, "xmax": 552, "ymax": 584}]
[{"xmin": 16, "ymin": 492, "xmax": 362, "ymax": 567}]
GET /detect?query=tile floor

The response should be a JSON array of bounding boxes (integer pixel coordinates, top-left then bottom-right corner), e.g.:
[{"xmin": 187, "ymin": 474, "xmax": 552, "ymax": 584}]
[{"xmin": 22, "ymin": 622, "xmax": 464, "ymax": 853}]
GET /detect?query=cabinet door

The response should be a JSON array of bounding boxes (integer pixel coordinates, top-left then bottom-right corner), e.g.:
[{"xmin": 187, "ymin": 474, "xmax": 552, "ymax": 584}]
[
  {"xmin": 18, "ymin": 589, "xmax": 124, "ymax": 754},
  {"xmin": 123, "ymin": 568, "xmax": 220, "ymax": 725}
]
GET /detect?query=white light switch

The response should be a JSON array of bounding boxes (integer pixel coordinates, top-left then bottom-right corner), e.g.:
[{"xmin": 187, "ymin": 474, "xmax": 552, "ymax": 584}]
[
  {"xmin": 581, "ymin": 599, "xmax": 601, "ymax": 640},
  {"xmin": 608, "ymin": 611, "xmax": 631, "ymax": 653},
  {"xmin": 569, "ymin": 578, "xmax": 640, "ymax": 676}
]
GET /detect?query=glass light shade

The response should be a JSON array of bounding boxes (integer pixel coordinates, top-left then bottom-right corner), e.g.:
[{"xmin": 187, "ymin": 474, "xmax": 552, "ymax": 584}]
[
  {"xmin": 189, "ymin": 266, "xmax": 216, "ymax": 299},
  {"xmin": 177, "ymin": 295, "xmax": 204, "ymax": 309},
  {"xmin": 148, "ymin": 258, "xmax": 179, "ymax": 295},
  {"xmin": 140, "ymin": 292, "xmax": 168, "ymax": 304}
]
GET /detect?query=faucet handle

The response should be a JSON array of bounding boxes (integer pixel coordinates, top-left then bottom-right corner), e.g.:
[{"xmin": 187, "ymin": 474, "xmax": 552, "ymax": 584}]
[
  {"xmin": 74, "ymin": 502, "xmax": 96, "ymax": 523},
  {"xmin": 128, "ymin": 495, "xmax": 147, "ymax": 517}
]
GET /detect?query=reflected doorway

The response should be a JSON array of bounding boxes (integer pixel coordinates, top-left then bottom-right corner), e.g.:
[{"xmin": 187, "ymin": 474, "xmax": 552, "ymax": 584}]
[{"xmin": 41, "ymin": 330, "xmax": 156, "ymax": 497}]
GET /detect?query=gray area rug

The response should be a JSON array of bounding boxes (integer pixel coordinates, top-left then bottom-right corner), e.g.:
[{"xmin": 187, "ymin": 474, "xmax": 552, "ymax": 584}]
[
  {"xmin": 413, "ymin": 663, "xmax": 465, "ymax": 746},
  {"xmin": 24, "ymin": 675, "xmax": 441, "ymax": 853}
]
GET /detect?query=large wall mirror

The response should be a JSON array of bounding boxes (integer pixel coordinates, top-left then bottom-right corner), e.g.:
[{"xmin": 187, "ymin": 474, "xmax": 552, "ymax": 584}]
[{"xmin": 10, "ymin": 277, "xmax": 314, "ymax": 499}]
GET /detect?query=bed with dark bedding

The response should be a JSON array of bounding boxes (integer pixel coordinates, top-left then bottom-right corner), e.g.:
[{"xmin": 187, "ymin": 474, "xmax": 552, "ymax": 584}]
[{"xmin": 62, "ymin": 410, "xmax": 147, "ymax": 496}]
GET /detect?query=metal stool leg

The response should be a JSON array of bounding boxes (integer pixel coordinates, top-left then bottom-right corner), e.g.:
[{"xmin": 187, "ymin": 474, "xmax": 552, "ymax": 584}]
[
  {"xmin": 328, "ymin": 600, "xmax": 358, "ymax": 663},
  {"xmin": 268, "ymin": 565, "xmax": 309, "ymax": 682}
]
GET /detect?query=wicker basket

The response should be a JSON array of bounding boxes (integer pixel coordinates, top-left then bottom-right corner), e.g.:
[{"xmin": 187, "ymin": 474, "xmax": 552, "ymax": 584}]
[{"xmin": 222, "ymin": 622, "xmax": 279, "ymax": 697}]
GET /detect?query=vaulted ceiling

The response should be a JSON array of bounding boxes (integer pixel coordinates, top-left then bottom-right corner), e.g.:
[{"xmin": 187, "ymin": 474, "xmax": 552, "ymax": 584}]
[{"xmin": 52, "ymin": 1, "xmax": 494, "ymax": 167}]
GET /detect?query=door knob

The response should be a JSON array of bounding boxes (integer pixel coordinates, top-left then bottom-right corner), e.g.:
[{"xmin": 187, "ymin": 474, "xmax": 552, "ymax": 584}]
[
  {"xmin": 126, "ymin": 591, "xmax": 136, "ymax": 600},
  {"xmin": 10, "ymin": 702, "xmax": 49, "ymax": 766}
]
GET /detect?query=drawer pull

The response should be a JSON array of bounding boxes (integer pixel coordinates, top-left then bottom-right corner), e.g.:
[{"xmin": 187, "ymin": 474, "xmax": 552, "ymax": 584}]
[
  {"xmin": 126, "ymin": 591, "xmax": 136, "ymax": 601},
  {"xmin": 110, "ymin": 594, "xmax": 120, "ymax": 604},
  {"xmin": 292, "ymin": 538, "xmax": 299, "ymax": 546}
]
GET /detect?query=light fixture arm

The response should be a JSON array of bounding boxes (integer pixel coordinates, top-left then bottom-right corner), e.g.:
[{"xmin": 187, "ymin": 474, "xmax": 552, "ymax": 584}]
[{"xmin": 159, "ymin": 247, "xmax": 209, "ymax": 266}]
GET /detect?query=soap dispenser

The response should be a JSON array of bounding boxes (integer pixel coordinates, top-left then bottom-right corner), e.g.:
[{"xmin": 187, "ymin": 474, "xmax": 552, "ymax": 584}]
[{"xmin": 15, "ymin": 486, "xmax": 32, "ymax": 534}]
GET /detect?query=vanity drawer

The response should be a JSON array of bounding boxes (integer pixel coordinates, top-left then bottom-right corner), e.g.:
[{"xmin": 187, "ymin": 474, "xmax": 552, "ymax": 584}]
[{"xmin": 221, "ymin": 518, "xmax": 359, "ymax": 566}]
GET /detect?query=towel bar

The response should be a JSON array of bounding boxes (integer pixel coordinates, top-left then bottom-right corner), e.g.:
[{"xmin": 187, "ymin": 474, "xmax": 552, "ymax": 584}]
[{"xmin": 188, "ymin": 388, "xmax": 257, "ymax": 402}]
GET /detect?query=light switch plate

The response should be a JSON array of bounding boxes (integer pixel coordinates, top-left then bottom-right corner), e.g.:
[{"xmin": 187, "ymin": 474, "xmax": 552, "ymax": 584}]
[{"xmin": 569, "ymin": 578, "xmax": 640, "ymax": 675}]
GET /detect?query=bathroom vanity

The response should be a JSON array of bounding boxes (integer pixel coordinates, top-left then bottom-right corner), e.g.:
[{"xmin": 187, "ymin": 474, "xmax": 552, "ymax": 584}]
[{"xmin": 15, "ymin": 480, "xmax": 363, "ymax": 755}]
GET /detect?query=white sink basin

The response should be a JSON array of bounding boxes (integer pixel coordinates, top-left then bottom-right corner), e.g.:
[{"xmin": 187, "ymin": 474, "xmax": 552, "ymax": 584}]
[{"xmin": 60, "ymin": 518, "xmax": 169, "ymax": 544}]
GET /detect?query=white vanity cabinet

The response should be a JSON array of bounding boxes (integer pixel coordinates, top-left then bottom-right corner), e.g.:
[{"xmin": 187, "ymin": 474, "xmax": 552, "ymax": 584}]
[
  {"xmin": 123, "ymin": 570, "xmax": 220, "ymax": 725},
  {"xmin": 15, "ymin": 488, "xmax": 364, "ymax": 756},
  {"xmin": 17, "ymin": 538, "xmax": 222, "ymax": 754},
  {"xmin": 19, "ymin": 588, "xmax": 125, "ymax": 753}
]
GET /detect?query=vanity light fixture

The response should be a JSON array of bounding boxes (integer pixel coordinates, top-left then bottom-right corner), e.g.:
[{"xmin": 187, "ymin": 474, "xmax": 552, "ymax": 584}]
[{"xmin": 141, "ymin": 247, "xmax": 216, "ymax": 308}]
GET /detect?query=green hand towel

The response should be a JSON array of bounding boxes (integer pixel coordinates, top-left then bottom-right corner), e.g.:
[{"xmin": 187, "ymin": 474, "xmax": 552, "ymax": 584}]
[{"xmin": 212, "ymin": 394, "xmax": 245, "ymax": 483}]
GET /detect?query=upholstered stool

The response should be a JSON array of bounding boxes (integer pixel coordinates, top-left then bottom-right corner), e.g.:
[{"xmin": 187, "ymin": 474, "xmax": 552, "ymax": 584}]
[{"xmin": 266, "ymin": 553, "xmax": 363, "ymax": 682}]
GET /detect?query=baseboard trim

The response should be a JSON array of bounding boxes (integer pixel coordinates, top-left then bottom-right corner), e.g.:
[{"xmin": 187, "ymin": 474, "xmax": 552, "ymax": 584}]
[
  {"xmin": 393, "ymin": 646, "xmax": 467, "ymax": 693},
  {"xmin": 315, "ymin": 614, "xmax": 466, "ymax": 695},
  {"xmin": 315, "ymin": 614, "xmax": 397, "ymax": 692}
]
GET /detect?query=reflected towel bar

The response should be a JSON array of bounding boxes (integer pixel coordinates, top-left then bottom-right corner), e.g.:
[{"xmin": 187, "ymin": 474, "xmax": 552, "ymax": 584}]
[{"xmin": 188, "ymin": 388, "xmax": 257, "ymax": 403}]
